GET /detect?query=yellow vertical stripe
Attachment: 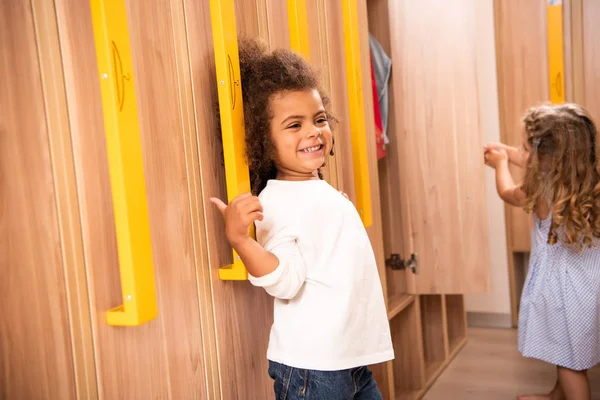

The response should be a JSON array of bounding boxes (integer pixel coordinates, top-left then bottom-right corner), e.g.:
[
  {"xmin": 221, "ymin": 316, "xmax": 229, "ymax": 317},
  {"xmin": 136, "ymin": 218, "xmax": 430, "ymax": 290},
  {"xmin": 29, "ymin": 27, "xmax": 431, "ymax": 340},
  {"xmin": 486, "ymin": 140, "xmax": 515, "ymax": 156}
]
[
  {"xmin": 288, "ymin": 0, "xmax": 310, "ymax": 58},
  {"xmin": 343, "ymin": 0, "xmax": 373, "ymax": 227},
  {"xmin": 89, "ymin": 0, "xmax": 158, "ymax": 325},
  {"xmin": 547, "ymin": 0, "xmax": 565, "ymax": 104},
  {"xmin": 210, "ymin": 0, "xmax": 252, "ymax": 280}
]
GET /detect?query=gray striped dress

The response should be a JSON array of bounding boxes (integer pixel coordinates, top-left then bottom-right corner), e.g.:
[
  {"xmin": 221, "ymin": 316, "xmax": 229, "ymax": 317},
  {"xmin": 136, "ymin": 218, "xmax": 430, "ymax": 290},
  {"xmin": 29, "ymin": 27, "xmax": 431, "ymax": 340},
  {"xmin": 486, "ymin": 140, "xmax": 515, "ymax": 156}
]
[{"xmin": 518, "ymin": 213, "xmax": 600, "ymax": 370}]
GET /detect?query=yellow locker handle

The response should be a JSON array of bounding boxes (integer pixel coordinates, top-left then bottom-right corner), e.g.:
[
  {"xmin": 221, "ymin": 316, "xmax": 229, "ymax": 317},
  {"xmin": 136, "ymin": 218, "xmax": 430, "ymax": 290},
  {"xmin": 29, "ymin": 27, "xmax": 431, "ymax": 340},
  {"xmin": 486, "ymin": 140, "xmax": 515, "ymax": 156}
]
[
  {"xmin": 210, "ymin": 0, "xmax": 252, "ymax": 280},
  {"xmin": 288, "ymin": 0, "xmax": 310, "ymax": 58},
  {"xmin": 547, "ymin": 0, "xmax": 565, "ymax": 104},
  {"xmin": 90, "ymin": 0, "xmax": 158, "ymax": 325},
  {"xmin": 343, "ymin": 0, "xmax": 373, "ymax": 227}
]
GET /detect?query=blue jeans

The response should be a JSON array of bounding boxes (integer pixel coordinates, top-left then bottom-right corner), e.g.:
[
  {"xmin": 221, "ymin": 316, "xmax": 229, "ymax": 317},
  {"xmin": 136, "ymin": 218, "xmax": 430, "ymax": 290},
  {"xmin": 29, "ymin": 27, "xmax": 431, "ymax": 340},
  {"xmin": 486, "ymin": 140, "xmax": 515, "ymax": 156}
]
[{"xmin": 268, "ymin": 361, "xmax": 383, "ymax": 400}]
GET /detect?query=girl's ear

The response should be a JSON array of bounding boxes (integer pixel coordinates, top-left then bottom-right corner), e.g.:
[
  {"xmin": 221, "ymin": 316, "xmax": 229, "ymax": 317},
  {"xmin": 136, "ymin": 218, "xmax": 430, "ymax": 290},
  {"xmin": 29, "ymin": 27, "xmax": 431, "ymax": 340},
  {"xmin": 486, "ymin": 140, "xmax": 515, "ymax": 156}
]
[{"xmin": 330, "ymin": 136, "xmax": 335, "ymax": 156}]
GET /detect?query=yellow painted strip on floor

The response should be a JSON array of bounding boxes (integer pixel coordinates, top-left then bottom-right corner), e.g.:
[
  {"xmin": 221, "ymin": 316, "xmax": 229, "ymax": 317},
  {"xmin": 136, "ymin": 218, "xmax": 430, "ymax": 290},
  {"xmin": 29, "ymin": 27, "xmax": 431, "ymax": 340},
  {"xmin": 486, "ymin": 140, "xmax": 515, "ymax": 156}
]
[
  {"xmin": 547, "ymin": 0, "xmax": 565, "ymax": 104},
  {"xmin": 89, "ymin": 0, "xmax": 158, "ymax": 325}
]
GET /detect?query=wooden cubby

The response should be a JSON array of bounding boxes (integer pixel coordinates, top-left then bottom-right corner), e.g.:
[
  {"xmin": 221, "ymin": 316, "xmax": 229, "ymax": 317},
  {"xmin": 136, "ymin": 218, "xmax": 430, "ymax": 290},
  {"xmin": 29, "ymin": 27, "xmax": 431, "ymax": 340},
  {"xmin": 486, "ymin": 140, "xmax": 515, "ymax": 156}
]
[
  {"xmin": 419, "ymin": 295, "xmax": 447, "ymax": 382},
  {"xmin": 389, "ymin": 297, "xmax": 424, "ymax": 400},
  {"xmin": 445, "ymin": 295, "xmax": 468, "ymax": 357},
  {"xmin": 384, "ymin": 294, "xmax": 470, "ymax": 399}
]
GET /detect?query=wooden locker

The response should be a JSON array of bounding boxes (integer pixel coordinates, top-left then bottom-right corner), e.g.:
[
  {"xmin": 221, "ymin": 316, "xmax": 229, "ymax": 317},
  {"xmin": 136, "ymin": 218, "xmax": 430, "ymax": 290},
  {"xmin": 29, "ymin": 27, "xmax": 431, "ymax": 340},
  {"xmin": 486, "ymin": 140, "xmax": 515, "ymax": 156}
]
[
  {"xmin": 186, "ymin": 0, "xmax": 274, "ymax": 397},
  {"xmin": 0, "ymin": 1, "xmax": 80, "ymax": 399},
  {"xmin": 363, "ymin": 0, "xmax": 490, "ymax": 398},
  {"xmin": 1, "ymin": 0, "xmax": 493, "ymax": 399},
  {"xmin": 494, "ymin": 0, "xmax": 548, "ymax": 261},
  {"xmin": 383, "ymin": 0, "xmax": 490, "ymax": 296},
  {"xmin": 51, "ymin": 0, "xmax": 216, "ymax": 397},
  {"xmin": 582, "ymin": 0, "xmax": 600, "ymax": 121}
]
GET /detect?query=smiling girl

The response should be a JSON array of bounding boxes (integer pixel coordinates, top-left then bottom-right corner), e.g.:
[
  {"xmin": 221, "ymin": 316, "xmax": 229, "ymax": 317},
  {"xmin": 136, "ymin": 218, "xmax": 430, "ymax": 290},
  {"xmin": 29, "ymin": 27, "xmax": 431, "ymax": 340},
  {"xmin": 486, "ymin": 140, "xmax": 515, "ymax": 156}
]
[{"xmin": 210, "ymin": 39, "xmax": 394, "ymax": 399}]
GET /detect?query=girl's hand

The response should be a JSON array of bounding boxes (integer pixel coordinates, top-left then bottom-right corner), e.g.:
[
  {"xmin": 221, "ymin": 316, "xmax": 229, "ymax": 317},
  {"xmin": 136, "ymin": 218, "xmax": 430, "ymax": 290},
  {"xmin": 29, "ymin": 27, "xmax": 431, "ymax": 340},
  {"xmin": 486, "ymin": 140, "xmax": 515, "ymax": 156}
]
[
  {"xmin": 483, "ymin": 142, "xmax": 508, "ymax": 153},
  {"xmin": 484, "ymin": 149, "xmax": 509, "ymax": 169},
  {"xmin": 210, "ymin": 193, "xmax": 263, "ymax": 246}
]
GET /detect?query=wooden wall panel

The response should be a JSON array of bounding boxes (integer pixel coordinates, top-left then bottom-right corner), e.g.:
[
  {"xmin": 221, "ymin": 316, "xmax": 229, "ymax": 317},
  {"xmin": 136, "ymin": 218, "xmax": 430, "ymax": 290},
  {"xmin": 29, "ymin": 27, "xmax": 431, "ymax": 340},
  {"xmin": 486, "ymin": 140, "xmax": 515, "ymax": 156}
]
[
  {"xmin": 494, "ymin": 0, "xmax": 549, "ymax": 252},
  {"xmin": 126, "ymin": 2, "xmax": 213, "ymax": 398},
  {"xmin": 30, "ymin": 0, "xmax": 98, "ymax": 396},
  {"xmin": 0, "ymin": 1, "xmax": 77, "ymax": 399},
  {"xmin": 386, "ymin": 0, "xmax": 489, "ymax": 294},
  {"xmin": 258, "ymin": 0, "xmax": 341, "ymax": 185},
  {"xmin": 567, "ymin": 0, "xmax": 585, "ymax": 105},
  {"xmin": 235, "ymin": 0, "xmax": 261, "ymax": 38},
  {"xmin": 185, "ymin": 1, "xmax": 274, "ymax": 398},
  {"xmin": 265, "ymin": 0, "xmax": 291, "ymax": 50},
  {"xmin": 453, "ymin": 0, "xmax": 491, "ymax": 295},
  {"xmin": 563, "ymin": 0, "xmax": 576, "ymax": 103},
  {"xmin": 306, "ymin": 0, "xmax": 338, "ymax": 186},
  {"xmin": 367, "ymin": 0, "xmax": 408, "ymax": 297},
  {"xmin": 583, "ymin": 0, "xmax": 600, "ymax": 122},
  {"xmin": 356, "ymin": 0, "xmax": 388, "ymax": 299},
  {"xmin": 54, "ymin": 0, "xmax": 212, "ymax": 398},
  {"xmin": 356, "ymin": 0, "xmax": 395, "ymax": 394},
  {"xmin": 323, "ymin": 0, "xmax": 356, "ymax": 200}
]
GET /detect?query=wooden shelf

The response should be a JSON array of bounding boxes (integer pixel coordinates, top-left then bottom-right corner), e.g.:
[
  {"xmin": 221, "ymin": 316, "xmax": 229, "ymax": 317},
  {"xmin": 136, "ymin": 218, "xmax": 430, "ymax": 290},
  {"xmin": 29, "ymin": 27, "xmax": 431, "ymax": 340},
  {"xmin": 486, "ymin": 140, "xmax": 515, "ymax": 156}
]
[
  {"xmin": 388, "ymin": 294, "xmax": 415, "ymax": 320},
  {"xmin": 445, "ymin": 295, "xmax": 467, "ymax": 355},
  {"xmin": 422, "ymin": 333, "xmax": 468, "ymax": 395},
  {"xmin": 420, "ymin": 296, "xmax": 446, "ymax": 360},
  {"xmin": 449, "ymin": 336, "xmax": 468, "ymax": 360},
  {"xmin": 425, "ymin": 360, "xmax": 444, "ymax": 382},
  {"xmin": 390, "ymin": 299, "xmax": 425, "ymax": 396}
]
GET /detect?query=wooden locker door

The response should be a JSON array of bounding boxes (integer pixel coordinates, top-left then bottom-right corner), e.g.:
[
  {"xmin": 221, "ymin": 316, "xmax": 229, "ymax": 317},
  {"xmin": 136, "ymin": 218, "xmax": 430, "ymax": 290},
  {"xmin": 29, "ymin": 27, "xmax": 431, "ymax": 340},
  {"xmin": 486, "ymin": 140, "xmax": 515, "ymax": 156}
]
[
  {"xmin": 494, "ymin": 0, "xmax": 549, "ymax": 253},
  {"xmin": 185, "ymin": 0, "xmax": 275, "ymax": 398},
  {"xmin": 0, "ymin": 1, "xmax": 81, "ymax": 399},
  {"xmin": 259, "ymin": 0, "xmax": 342, "ymax": 186},
  {"xmin": 53, "ymin": 0, "xmax": 216, "ymax": 398},
  {"xmin": 304, "ymin": 0, "xmax": 340, "ymax": 188},
  {"xmin": 582, "ymin": 0, "xmax": 600, "ymax": 121},
  {"xmin": 387, "ymin": 0, "xmax": 490, "ymax": 294}
]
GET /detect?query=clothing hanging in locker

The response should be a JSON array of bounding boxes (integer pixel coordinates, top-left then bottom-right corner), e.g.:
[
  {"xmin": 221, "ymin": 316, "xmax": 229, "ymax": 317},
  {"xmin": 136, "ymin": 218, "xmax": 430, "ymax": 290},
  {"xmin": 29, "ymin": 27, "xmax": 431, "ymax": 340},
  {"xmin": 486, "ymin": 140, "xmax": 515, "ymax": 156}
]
[
  {"xmin": 370, "ymin": 56, "xmax": 386, "ymax": 159},
  {"xmin": 369, "ymin": 34, "xmax": 391, "ymax": 160}
]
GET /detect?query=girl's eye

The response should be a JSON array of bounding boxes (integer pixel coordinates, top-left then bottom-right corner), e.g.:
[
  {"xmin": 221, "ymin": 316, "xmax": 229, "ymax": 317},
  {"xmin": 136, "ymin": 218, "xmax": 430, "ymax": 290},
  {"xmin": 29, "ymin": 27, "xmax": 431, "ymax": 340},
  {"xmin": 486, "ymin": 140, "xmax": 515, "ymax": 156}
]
[
  {"xmin": 316, "ymin": 117, "xmax": 328, "ymax": 124},
  {"xmin": 287, "ymin": 123, "xmax": 301, "ymax": 129}
]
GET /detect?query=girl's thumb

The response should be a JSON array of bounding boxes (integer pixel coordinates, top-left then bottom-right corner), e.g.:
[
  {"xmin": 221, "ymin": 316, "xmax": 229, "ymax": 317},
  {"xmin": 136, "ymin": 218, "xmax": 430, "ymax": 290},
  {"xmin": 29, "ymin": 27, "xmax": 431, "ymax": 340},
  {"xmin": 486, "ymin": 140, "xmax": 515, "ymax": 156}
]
[{"xmin": 209, "ymin": 197, "xmax": 227, "ymax": 215}]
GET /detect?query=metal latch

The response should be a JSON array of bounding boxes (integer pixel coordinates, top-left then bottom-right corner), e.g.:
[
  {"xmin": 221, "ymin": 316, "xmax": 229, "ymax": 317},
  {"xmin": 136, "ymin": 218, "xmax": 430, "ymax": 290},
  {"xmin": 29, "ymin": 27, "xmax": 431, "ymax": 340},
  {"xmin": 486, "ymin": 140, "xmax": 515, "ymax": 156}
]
[{"xmin": 385, "ymin": 253, "xmax": 419, "ymax": 274}]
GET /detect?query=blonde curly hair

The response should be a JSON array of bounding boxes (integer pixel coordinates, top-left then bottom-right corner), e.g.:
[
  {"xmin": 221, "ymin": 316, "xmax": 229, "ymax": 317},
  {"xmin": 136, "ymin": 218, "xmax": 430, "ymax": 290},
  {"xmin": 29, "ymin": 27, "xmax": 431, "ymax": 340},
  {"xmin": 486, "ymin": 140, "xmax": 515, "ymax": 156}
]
[{"xmin": 521, "ymin": 103, "xmax": 600, "ymax": 250}]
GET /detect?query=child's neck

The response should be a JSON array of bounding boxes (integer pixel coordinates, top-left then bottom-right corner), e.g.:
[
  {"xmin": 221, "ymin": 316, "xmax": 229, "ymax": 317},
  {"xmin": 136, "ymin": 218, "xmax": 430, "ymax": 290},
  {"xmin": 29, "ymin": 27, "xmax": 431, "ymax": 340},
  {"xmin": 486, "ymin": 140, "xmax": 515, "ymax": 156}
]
[{"xmin": 275, "ymin": 170, "xmax": 320, "ymax": 181}]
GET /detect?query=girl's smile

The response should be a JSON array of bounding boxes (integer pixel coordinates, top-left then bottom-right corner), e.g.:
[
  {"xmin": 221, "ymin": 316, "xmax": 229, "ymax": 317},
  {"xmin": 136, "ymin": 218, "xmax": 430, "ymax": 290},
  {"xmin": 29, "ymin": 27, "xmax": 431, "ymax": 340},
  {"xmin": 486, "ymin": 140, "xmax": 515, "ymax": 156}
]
[{"xmin": 298, "ymin": 142, "xmax": 325, "ymax": 156}]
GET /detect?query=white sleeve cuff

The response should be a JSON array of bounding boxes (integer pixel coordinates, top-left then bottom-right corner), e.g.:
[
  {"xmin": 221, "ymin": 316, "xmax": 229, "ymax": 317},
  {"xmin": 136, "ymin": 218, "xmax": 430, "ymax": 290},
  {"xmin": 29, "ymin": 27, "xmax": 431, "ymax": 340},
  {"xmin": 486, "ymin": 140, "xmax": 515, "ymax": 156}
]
[{"xmin": 248, "ymin": 261, "xmax": 285, "ymax": 287}]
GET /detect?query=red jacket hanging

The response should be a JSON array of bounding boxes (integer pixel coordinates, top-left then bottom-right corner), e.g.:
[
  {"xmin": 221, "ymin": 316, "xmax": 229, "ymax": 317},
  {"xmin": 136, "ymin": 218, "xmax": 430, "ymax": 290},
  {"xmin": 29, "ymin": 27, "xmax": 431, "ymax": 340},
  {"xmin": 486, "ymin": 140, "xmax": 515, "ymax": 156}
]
[{"xmin": 370, "ymin": 55, "xmax": 386, "ymax": 159}]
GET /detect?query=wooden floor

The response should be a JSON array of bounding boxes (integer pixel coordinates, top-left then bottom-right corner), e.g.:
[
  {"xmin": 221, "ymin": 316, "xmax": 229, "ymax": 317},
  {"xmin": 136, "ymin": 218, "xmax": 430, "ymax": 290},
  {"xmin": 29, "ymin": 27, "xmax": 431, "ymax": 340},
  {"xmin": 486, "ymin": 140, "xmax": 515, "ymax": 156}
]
[{"xmin": 424, "ymin": 328, "xmax": 600, "ymax": 400}]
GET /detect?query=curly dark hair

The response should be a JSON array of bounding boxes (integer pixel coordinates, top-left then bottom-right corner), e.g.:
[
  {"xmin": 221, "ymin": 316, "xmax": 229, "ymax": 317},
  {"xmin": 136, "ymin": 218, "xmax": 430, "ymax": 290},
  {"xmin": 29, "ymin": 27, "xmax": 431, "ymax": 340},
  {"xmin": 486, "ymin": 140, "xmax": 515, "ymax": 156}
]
[
  {"xmin": 224, "ymin": 38, "xmax": 337, "ymax": 195},
  {"xmin": 520, "ymin": 103, "xmax": 600, "ymax": 249}
]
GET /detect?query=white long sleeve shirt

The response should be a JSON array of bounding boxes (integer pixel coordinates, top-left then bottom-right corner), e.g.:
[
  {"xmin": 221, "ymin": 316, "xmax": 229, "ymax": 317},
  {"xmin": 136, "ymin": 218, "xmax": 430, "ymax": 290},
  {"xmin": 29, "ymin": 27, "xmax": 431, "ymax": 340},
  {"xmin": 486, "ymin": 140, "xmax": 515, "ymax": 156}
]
[{"xmin": 248, "ymin": 179, "xmax": 394, "ymax": 371}]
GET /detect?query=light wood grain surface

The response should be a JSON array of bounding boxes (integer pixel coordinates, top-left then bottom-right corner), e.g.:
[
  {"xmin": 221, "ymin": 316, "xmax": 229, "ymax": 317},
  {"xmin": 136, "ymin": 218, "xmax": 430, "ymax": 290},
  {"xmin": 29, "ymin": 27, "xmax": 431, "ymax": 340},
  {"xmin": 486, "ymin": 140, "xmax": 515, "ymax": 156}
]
[
  {"xmin": 583, "ymin": 0, "xmax": 600, "ymax": 123},
  {"xmin": 367, "ymin": 0, "xmax": 409, "ymax": 300},
  {"xmin": 494, "ymin": 0, "xmax": 548, "ymax": 254},
  {"xmin": 54, "ymin": 0, "xmax": 214, "ymax": 397},
  {"xmin": 31, "ymin": 0, "xmax": 99, "ymax": 397},
  {"xmin": 188, "ymin": 1, "xmax": 275, "ymax": 398},
  {"xmin": 0, "ymin": 1, "xmax": 77, "ymax": 398},
  {"xmin": 386, "ymin": 0, "xmax": 490, "ymax": 294}
]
